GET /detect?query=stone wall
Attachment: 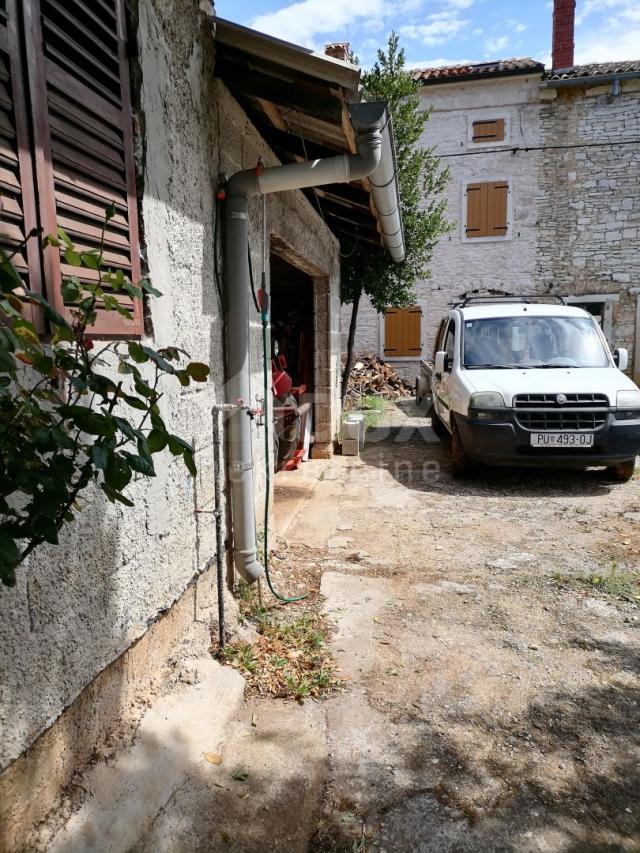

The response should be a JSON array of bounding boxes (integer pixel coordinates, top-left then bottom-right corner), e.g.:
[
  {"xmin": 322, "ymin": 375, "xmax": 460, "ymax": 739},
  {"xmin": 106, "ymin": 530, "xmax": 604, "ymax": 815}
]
[
  {"xmin": 536, "ymin": 80, "xmax": 640, "ymax": 378},
  {"xmin": 0, "ymin": 0, "xmax": 341, "ymax": 843}
]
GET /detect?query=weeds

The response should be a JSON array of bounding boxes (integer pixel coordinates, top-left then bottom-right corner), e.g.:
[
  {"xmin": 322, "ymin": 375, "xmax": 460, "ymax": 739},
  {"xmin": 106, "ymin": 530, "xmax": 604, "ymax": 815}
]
[
  {"xmin": 552, "ymin": 562, "xmax": 640, "ymax": 602},
  {"xmin": 220, "ymin": 610, "xmax": 344, "ymax": 701},
  {"xmin": 343, "ymin": 394, "xmax": 387, "ymax": 430}
]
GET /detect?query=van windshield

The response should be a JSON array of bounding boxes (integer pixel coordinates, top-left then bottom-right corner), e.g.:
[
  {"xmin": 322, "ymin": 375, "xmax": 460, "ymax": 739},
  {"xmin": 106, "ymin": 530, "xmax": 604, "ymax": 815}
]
[{"xmin": 463, "ymin": 316, "xmax": 611, "ymax": 369}]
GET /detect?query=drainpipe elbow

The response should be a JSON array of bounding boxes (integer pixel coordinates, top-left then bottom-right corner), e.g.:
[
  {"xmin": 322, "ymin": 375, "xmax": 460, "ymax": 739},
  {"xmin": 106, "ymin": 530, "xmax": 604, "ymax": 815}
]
[
  {"xmin": 348, "ymin": 129, "xmax": 383, "ymax": 182},
  {"xmin": 227, "ymin": 168, "xmax": 261, "ymax": 198}
]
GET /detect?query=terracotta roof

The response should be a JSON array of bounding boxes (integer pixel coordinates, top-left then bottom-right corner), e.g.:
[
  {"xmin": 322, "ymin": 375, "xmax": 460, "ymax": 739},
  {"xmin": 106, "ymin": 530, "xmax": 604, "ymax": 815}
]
[
  {"xmin": 545, "ymin": 59, "xmax": 640, "ymax": 80},
  {"xmin": 412, "ymin": 58, "xmax": 544, "ymax": 84}
]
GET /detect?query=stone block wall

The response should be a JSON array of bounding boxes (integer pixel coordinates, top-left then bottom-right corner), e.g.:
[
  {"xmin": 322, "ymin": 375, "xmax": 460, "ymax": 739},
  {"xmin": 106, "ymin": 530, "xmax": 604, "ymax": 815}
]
[{"xmin": 536, "ymin": 81, "xmax": 640, "ymax": 377}]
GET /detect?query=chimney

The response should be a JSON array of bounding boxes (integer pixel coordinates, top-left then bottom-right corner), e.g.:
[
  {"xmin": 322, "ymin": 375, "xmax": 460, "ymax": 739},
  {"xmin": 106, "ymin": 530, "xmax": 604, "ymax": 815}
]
[
  {"xmin": 325, "ymin": 42, "xmax": 350, "ymax": 63},
  {"xmin": 552, "ymin": 0, "xmax": 576, "ymax": 70}
]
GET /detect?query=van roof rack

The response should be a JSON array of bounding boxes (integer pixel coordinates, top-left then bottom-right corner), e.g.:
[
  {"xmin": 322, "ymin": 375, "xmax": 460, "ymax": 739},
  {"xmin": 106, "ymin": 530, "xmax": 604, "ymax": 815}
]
[{"xmin": 454, "ymin": 294, "xmax": 567, "ymax": 308}]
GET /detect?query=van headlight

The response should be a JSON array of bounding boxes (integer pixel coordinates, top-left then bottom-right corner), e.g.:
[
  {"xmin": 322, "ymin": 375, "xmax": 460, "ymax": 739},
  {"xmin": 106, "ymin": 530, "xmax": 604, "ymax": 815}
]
[
  {"xmin": 616, "ymin": 390, "xmax": 640, "ymax": 409},
  {"xmin": 470, "ymin": 392, "xmax": 505, "ymax": 409}
]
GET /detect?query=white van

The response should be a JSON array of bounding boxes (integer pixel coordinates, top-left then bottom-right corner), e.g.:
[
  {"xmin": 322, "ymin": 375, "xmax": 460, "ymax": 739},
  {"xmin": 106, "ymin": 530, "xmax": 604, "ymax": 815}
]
[{"xmin": 429, "ymin": 297, "xmax": 640, "ymax": 480}]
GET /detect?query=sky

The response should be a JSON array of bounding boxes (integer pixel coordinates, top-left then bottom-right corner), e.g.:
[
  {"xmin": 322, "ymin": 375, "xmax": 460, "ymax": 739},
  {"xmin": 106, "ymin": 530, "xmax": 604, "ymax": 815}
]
[{"xmin": 215, "ymin": 0, "xmax": 640, "ymax": 70}]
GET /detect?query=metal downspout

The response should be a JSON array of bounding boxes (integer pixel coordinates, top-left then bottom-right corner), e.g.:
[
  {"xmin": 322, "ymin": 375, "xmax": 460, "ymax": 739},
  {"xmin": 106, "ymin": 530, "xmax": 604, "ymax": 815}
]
[{"xmin": 224, "ymin": 102, "xmax": 395, "ymax": 583}]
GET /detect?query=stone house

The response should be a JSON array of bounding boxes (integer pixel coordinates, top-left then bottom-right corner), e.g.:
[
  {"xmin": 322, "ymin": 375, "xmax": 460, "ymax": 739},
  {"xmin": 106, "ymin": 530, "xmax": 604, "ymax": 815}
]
[
  {"xmin": 347, "ymin": 0, "xmax": 640, "ymax": 382},
  {"xmin": 0, "ymin": 2, "xmax": 401, "ymax": 846}
]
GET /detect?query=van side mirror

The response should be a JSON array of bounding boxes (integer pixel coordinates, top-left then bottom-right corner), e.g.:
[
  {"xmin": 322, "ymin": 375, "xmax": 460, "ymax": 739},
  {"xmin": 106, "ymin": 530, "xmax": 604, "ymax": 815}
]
[
  {"xmin": 434, "ymin": 351, "xmax": 448, "ymax": 377},
  {"xmin": 614, "ymin": 348, "xmax": 628, "ymax": 371}
]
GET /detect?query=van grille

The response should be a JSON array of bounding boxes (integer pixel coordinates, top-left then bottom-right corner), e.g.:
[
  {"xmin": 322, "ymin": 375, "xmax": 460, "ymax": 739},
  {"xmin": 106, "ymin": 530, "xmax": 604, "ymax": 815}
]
[
  {"xmin": 513, "ymin": 393, "xmax": 609, "ymax": 408},
  {"xmin": 513, "ymin": 393, "xmax": 609, "ymax": 432}
]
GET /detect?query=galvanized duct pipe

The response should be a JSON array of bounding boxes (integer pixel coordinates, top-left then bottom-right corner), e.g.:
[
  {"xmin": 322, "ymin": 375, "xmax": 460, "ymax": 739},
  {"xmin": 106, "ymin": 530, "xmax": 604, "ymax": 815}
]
[
  {"xmin": 349, "ymin": 102, "xmax": 405, "ymax": 262},
  {"xmin": 225, "ymin": 101, "xmax": 398, "ymax": 583}
]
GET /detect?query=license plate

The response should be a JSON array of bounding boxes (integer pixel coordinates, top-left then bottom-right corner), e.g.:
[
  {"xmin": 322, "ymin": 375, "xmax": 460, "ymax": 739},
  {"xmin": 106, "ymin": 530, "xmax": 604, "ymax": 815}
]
[{"xmin": 530, "ymin": 433, "xmax": 594, "ymax": 448}]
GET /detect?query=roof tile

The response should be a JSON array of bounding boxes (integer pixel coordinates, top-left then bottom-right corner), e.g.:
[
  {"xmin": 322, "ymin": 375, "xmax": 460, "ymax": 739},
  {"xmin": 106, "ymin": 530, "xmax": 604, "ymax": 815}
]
[
  {"xmin": 413, "ymin": 58, "xmax": 544, "ymax": 84},
  {"xmin": 544, "ymin": 59, "xmax": 640, "ymax": 80}
]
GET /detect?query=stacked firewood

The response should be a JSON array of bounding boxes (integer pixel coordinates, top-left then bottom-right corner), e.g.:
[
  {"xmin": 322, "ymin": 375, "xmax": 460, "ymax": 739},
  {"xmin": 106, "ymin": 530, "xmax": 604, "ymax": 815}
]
[{"xmin": 346, "ymin": 354, "xmax": 413, "ymax": 400}]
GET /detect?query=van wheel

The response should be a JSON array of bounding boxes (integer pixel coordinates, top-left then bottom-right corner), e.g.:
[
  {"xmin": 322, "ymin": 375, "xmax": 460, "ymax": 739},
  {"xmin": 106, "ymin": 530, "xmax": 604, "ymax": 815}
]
[
  {"xmin": 606, "ymin": 459, "xmax": 636, "ymax": 483},
  {"xmin": 450, "ymin": 417, "xmax": 473, "ymax": 478},
  {"xmin": 429, "ymin": 406, "xmax": 449, "ymax": 441}
]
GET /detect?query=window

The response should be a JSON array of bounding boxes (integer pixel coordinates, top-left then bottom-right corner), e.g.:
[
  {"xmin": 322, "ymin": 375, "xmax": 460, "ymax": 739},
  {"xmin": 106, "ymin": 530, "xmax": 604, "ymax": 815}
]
[
  {"xmin": 444, "ymin": 322, "xmax": 455, "ymax": 369},
  {"xmin": 565, "ymin": 294, "xmax": 619, "ymax": 344},
  {"xmin": 472, "ymin": 118, "xmax": 505, "ymax": 143},
  {"xmin": 384, "ymin": 306, "xmax": 422, "ymax": 358},
  {"xmin": 465, "ymin": 181, "xmax": 509, "ymax": 240},
  {"xmin": 0, "ymin": 0, "xmax": 142, "ymax": 337}
]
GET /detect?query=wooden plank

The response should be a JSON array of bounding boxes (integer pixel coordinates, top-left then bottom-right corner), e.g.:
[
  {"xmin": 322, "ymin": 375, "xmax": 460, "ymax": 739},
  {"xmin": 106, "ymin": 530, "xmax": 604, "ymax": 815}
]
[
  {"xmin": 465, "ymin": 183, "xmax": 484, "ymax": 237},
  {"xmin": 6, "ymin": 0, "xmax": 44, "ymax": 327},
  {"xmin": 56, "ymin": 187, "xmax": 128, "ymax": 229},
  {"xmin": 255, "ymin": 97, "xmax": 288, "ymax": 132},
  {"xmin": 52, "ymin": 138, "xmax": 126, "ymax": 189},
  {"xmin": 54, "ymin": 164, "xmax": 128, "ymax": 209},
  {"xmin": 490, "ymin": 182, "xmax": 508, "ymax": 235},
  {"xmin": 115, "ymin": 0, "xmax": 142, "ymax": 335}
]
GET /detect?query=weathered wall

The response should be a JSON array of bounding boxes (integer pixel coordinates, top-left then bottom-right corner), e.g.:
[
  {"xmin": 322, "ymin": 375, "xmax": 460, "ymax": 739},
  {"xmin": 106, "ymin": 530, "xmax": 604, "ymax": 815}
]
[
  {"xmin": 536, "ymin": 80, "xmax": 640, "ymax": 377},
  {"xmin": 345, "ymin": 73, "xmax": 640, "ymax": 382},
  {"xmin": 344, "ymin": 74, "xmax": 544, "ymax": 378},
  {"xmin": 0, "ymin": 0, "xmax": 341, "ymax": 841}
]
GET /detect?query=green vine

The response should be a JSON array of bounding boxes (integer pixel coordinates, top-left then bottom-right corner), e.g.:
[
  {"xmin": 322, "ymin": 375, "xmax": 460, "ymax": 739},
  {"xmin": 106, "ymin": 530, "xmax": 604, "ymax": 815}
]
[{"xmin": 0, "ymin": 207, "xmax": 210, "ymax": 587}]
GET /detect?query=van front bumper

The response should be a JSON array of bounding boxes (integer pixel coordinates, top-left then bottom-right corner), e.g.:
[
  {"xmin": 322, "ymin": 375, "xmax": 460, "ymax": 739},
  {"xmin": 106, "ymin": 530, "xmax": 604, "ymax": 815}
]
[{"xmin": 456, "ymin": 410, "xmax": 640, "ymax": 468}]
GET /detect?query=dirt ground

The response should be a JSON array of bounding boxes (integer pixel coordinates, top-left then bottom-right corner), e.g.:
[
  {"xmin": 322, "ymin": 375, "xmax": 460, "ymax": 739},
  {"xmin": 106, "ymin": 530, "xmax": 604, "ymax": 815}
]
[
  {"xmin": 46, "ymin": 400, "xmax": 640, "ymax": 852},
  {"xmin": 270, "ymin": 399, "xmax": 640, "ymax": 852}
]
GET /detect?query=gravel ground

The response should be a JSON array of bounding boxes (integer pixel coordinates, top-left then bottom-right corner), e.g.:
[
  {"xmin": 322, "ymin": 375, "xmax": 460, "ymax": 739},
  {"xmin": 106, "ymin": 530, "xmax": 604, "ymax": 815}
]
[{"xmin": 288, "ymin": 399, "xmax": 640, "ymax": 852}]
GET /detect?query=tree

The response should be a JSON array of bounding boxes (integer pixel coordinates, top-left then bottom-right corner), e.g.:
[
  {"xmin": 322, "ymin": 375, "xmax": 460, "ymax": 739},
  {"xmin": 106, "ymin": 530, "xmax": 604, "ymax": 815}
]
[
  {"xmin": 0, "ymin": 212, "xmax": 210, "ymax": 587},
  {"xmin": 341, "ymin": 33, "xmax": 452, "ymax": 403}
]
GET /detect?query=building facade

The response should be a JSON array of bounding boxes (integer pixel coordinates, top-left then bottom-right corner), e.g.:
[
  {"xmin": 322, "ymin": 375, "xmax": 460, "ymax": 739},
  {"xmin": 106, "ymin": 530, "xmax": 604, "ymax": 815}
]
[
  {"xmin": 347, "ymin": 23, "xmax": 640, "ymax": 381},
  {"xmin": 0, "ymin": 2, "xmax": 401, "ymax": 846}
]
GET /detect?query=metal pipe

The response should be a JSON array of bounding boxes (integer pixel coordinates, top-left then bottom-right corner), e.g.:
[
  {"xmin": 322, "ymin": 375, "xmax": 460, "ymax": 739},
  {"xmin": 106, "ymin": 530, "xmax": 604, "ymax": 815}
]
[
  {"xmin": 212, "ymin": 405, "xmax": 226, "ymax": 648},
  {"xmin": 349, "ymin": 102, "xmax": 405, "ymax": 262},
  {"xmin": 224, "ymin": 104, "xmax": 396, "ymax": 583}
]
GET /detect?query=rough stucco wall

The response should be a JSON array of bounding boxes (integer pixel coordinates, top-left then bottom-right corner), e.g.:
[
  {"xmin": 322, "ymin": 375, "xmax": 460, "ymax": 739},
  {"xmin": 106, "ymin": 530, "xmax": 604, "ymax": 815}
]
[
  {"xmin": 0, "ymin": 0, "xmax": 223, "ymax": 774},
  {"xmin": 0, "ymin": 0, "xmax": 342, "ymax": 776},
  {"xmin": 536, "ymin": 81, "xmax": 640, "ymax": 375},
  {"xmin": 346, "ymin": 75, "xmax": 544, "ymax": 380}
]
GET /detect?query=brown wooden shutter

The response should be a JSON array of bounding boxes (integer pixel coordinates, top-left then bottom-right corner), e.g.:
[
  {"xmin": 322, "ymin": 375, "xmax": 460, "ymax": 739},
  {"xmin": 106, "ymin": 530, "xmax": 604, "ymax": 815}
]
[
  {"xmin": 384, "ymin": 308, "xmax": 402, "ymax": 356},
  {"xmin": 466, "ymin": 182, "xmax": 508, "ymax": 238},
  {"xmin": 472, "ymin": 118, "xmax": 505, "ymax": 142},
  {"xmin": 0, "ymin": 0, "xmax": 44, "ymax": 328},
  {"xmin": 488, "ymin": 181, "xmax": 508, "ymax": 236},
  {"xmin": 384, "ymin": 306, "xmax": 422, "ymax": 357},
  {"xmin": 404, "ymin": 306, "xmax": 422, "ymax": 355},
  {"xmin": 23, "ymin": 0, "xmax": 142, "ymax": 337},
  {"xmin": 466, "ymin": 183, "xmax": 485, "ymax": 237}
]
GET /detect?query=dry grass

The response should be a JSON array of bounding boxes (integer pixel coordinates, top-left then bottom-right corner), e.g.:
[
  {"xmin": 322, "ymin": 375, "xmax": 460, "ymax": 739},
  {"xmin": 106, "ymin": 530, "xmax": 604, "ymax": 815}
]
[{"xmin": 219, "ymin": 572, "xmax": 345, "ymax": 702}]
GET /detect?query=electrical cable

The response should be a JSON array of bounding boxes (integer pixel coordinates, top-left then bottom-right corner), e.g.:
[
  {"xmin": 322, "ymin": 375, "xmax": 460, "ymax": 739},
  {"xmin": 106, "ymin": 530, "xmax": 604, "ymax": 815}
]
[
  {"xmin": 439, "ymin": 138, "xmax": 640, "ymax": 158},
  {"xmin": 213, "ymin": 197, "xmax": 225, "ymax": 308},
  {"xmin": 247, "ymin": 244, "xmax": 260, "ymax": 313}
]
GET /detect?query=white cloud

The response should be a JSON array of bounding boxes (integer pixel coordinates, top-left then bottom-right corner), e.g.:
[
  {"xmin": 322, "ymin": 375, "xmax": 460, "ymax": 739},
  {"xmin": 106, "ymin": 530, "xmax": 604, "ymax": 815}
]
[
  {"xmin": 575, "ymin": 28, "xmax": 640, "ymax": 63},
  {"xmin": 574, "ymin": 0, "xmax": 640, "ymax": 63},
  {"xmin": 400, "ymin": 15, "xmax": 468, "ymax": 46},
  {"xmin": 249, "ymin": 0, "xmax": 387, "ymax": 46},
  {"xmin": 484, "ymin": 34, "xmax": 509, "ymax": 56}
]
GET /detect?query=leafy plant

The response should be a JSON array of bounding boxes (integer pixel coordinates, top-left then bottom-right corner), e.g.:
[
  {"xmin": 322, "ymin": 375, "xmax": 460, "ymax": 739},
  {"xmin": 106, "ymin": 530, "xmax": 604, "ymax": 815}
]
[
  {"xmin": 0, "ymin": 211, "xmax": 210, "ymax": 586},
  {"xmin": 341, "ymin": 33, "xmax": 453, "ymax": 402}
]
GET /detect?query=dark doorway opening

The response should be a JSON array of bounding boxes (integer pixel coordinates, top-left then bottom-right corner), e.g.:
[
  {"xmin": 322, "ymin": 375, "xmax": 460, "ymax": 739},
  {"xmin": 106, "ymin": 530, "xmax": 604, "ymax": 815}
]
[{"xmin": 270, "ymin": 253, "xmax": 315, "ymax": 471}]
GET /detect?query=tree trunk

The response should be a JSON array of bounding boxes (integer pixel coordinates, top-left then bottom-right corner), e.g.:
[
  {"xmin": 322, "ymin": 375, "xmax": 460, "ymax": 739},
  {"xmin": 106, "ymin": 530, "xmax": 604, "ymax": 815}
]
[{"xmin": 341, "ymin": 287, "xmax": 362, "ymax": 406}]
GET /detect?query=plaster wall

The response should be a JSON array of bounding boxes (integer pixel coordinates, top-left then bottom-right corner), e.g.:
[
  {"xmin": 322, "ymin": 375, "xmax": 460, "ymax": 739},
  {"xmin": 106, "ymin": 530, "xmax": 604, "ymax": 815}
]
[
  {"xmin": 344, "ymin": 74, "xmax": 544, "ymax": 379},
  {"xmin": 0, "ymin": 0, "xmax": 341, "ymax": 832}
]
